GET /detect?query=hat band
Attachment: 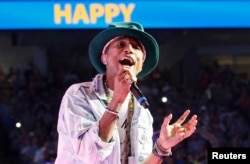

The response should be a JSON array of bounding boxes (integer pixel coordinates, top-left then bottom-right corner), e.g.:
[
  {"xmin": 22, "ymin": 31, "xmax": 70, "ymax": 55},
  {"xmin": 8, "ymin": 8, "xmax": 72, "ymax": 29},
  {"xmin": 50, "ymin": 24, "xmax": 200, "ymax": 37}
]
[{"xmin": 101, "ymin": 36, "xmax": 146, "ymax": 60}]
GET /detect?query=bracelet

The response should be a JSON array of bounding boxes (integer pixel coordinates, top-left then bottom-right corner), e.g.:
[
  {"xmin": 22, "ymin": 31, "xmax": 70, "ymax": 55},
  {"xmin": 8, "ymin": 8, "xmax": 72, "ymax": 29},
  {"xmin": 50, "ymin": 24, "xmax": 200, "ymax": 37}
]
[
  {"xmin": 156, "ymin": 140, "xmax": 170, "ymax": 152},
  {"xmin": 105, "ymin": 107, "xmax": 119, "ymax": 120},
  {"xmin": 152, "ymin": 139, "xmax": 172, "ymax": 158}
]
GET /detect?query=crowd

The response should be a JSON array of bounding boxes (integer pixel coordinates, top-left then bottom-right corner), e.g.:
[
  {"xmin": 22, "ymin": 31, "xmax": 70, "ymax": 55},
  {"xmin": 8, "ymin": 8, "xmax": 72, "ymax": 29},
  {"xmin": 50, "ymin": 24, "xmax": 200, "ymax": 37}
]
[{"xmin": 0, "ymin": 60, "xmax": 249, "ymax": 164}]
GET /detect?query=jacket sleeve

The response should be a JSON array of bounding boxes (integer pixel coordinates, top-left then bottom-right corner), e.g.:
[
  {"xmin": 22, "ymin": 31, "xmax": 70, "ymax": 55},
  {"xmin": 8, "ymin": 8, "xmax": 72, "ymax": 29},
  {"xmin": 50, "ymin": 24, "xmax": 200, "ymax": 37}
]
[{"xmin": 56, "ymin": 84, "xmax": 115, "ymax": 163}]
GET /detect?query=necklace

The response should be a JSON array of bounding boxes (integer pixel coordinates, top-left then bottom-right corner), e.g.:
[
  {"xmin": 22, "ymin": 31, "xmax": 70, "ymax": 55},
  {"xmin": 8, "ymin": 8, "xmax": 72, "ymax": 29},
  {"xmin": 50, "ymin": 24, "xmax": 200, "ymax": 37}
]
[
  {"xmin": 103, "ymin": 79, "xmax": 111, "ymax": 105},
  {"xmin": 103, "ymin": 77, "xmax": 134, "ymax": 163},
  {"xmin": 123, "ymin": 94, "xmax": 134, "ymax": 163}
]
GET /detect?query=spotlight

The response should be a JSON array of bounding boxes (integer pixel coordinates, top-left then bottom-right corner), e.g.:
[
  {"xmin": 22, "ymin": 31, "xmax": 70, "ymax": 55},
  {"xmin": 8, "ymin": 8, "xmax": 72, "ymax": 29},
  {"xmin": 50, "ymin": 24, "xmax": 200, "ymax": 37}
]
[
  {"xmin": 16, "ymin": 122, "xmax": 22, "ymax": 128},
  {"xmin": 161, "ymin": 96, "xmax": 168, "ymax": 103}
]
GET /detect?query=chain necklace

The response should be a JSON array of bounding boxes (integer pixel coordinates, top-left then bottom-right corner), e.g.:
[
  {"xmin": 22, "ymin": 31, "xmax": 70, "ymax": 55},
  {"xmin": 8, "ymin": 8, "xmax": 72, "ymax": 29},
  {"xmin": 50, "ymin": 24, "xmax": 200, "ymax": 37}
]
[
  {"xmin": 123, "ymin": 95, "xmax": 134, "ymax": 164},
  {"xmin": 103, "ymin": 77, "xmax": 134, "ymax": 164}
]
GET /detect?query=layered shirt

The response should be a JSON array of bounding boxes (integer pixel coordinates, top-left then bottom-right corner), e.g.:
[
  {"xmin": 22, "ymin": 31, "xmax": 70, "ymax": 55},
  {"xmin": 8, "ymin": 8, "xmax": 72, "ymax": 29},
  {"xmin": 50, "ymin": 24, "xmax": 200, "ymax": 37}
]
[{"xmin": 55, "ymin": 74, "xmax": 154, "ymax": 164}]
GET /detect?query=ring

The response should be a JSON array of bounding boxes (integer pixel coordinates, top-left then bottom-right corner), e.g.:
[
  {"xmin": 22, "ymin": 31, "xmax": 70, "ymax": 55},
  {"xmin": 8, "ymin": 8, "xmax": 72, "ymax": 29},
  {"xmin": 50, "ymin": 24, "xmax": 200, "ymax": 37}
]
[
  {"xmin": 124, "ymin": 77, "xmax": 133, "ymax": 84},
  {"xmin": 127, "ymin": 79, "xmax": 133, "ymax": 84}
]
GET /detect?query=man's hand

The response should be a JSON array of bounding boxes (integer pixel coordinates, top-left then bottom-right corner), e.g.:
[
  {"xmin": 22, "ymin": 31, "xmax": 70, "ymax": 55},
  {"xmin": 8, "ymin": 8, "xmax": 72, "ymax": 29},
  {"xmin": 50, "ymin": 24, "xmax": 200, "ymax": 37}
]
[{"xmin": 157, "ymin": 110, "xmax": 198, "ymax": 150}]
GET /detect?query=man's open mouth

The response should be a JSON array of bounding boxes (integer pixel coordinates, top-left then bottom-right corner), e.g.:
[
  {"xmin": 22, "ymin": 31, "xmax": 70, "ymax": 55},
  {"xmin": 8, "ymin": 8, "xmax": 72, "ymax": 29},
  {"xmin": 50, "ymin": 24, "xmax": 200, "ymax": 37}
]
[{"xmin": 119, "ymin": 57, "xmax": 135, "ymax": 66}]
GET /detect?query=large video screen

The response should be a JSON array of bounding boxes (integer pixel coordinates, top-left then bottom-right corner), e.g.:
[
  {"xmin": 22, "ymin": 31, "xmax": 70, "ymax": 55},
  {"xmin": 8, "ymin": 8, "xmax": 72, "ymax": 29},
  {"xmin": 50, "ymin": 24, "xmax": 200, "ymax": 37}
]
[{"xmin": 1, "ymin": 0, "xmax": 250, "ymax": 29}]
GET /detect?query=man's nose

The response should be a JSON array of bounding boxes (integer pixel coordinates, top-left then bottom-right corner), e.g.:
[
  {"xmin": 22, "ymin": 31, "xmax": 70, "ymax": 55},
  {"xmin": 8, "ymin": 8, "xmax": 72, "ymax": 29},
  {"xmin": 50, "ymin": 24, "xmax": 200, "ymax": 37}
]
[{"xmin": 124, "ymin": 44, "xmax": 134, "ymax": 54}]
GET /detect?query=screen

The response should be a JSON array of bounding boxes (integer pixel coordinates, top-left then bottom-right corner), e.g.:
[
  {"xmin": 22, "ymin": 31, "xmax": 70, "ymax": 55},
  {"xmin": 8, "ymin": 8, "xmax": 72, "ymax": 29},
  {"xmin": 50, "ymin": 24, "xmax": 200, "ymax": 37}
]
[{"xmin": 1, "ymin": 0, "xmax": 250, "ymax": 29}]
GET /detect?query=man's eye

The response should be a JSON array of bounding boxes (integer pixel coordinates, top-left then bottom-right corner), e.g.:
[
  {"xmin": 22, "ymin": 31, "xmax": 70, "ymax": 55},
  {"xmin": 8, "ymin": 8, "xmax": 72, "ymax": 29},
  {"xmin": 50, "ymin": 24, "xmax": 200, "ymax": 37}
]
[
  {"xmin": 117, "ymin": 41, "xmax": 126, "ymax": 47},
  {"xmin": 134, "ymin": 45, "xmax": 142, "ymax": 50}
]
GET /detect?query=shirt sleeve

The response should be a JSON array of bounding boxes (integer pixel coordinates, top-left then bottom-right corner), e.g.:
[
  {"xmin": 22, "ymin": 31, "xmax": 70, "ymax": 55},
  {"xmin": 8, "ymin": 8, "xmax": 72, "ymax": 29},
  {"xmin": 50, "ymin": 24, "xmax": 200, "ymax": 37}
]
[{"xmin": 56, "ymin": 84, "xmax": 116, "ymax": 163}]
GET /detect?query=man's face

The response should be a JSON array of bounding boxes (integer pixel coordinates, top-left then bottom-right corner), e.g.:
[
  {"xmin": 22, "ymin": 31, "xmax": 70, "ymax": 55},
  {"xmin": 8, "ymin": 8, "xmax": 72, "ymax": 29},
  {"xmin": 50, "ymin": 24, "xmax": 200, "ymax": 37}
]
[{"xmin": 101, "ymin": 36, "xmax": 145, "ymax": 77}]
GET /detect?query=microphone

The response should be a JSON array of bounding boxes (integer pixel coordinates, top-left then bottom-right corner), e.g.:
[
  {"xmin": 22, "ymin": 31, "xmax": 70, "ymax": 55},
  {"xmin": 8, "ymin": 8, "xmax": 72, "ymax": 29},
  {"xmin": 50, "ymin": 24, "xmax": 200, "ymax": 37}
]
[{"xmin": 130, "ymin": 83, "xmax": 150, "ymax": 108}]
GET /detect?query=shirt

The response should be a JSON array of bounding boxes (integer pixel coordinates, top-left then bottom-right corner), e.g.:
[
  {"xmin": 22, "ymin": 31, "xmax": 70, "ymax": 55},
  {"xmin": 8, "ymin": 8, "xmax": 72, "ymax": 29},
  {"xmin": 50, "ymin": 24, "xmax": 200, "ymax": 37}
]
[{"xmin": 55, "ymin": 74, "xmax": 154, "ymax": 164}]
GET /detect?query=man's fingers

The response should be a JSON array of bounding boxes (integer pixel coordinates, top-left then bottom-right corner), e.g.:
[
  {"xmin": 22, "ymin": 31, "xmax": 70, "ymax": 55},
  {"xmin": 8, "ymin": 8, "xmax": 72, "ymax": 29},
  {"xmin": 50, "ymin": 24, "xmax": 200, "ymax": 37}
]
[
  {"xmin": 161, "ymin": 114, "xmax": 172, "ymax": 128},
  {"xmin": 185, "ymin": 126, "xmax": 197, "ymax": 138},
  {"xmin": 182, "ymin": 115, "xmax": 198, "ymax": 137},
  {"xmin": 175, "ymin": 109, "xmax": 190, "ymax": 125},
  {"xmin": 183, "ymin": 115, "xmax": 198, "ymax": 127}
]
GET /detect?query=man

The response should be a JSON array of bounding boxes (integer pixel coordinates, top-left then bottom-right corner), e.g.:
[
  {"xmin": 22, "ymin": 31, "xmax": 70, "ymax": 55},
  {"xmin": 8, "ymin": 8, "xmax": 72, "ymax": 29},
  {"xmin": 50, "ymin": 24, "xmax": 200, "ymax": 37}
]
[{"xmin": 55, "ymin": 22, "xmax": 198, "ymax": 164}]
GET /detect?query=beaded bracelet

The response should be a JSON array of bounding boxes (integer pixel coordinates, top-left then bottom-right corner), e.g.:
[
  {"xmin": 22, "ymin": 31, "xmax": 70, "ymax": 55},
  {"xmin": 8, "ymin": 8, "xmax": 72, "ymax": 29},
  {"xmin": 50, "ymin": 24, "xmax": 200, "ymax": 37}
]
[
  {"xmin": 152, "ymin": 139, "xmax": 172, "ymax": 158},
  {"xmin": 105, "ymin": 107, "xmax": 119, "ymax": 120}
]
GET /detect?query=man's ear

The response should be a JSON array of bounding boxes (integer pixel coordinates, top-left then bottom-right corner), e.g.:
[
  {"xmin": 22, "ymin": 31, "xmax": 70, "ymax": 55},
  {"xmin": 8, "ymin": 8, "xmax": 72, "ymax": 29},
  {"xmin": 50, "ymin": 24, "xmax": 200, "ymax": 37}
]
[{"xmin": 101, "ymin": 54, "xmax": 108, "ymax": 65}]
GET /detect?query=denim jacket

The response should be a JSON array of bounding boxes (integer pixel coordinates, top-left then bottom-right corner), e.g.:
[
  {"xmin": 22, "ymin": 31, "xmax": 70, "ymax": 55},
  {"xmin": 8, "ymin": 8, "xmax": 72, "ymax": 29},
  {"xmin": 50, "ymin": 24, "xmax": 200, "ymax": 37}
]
[{"xmin": 55, "ymin": 74, "xmax": 154, "ymax": 164}]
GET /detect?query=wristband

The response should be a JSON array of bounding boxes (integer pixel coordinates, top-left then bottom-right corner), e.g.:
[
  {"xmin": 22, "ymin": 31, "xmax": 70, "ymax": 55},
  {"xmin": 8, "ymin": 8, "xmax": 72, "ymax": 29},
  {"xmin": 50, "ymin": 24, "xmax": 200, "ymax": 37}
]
[
  {"xmin": 152, "ymin": 139, "xmax": 172, "ymax": 158},
  {"xmin": 105, "ymin": 107, "xmax": 119, "ymax": 120}
]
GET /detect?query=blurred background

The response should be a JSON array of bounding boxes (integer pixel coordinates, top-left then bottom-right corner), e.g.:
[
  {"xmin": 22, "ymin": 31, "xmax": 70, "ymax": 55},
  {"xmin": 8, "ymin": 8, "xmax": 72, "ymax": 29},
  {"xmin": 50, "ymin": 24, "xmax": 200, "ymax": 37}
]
[{"xmin": 0, "ymin": 0, "xmax": 250, "ymax": 164}]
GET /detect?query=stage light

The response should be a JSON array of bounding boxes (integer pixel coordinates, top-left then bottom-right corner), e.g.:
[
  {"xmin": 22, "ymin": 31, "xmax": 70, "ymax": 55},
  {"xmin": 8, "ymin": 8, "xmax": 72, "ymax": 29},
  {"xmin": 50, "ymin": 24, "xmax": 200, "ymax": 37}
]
[
  {"xmin": 16, "ymin": 122, "xmax": 22, "ymax": 128},
  {"xmin": 161, "ymin": 96, "xmax": 168, "ymax": 103}
]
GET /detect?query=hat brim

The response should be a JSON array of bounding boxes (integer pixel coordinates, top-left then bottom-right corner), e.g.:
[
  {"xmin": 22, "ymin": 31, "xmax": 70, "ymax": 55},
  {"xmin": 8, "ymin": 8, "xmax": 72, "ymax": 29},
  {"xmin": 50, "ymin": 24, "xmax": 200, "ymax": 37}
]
[{"xmin": 89, "ymin": 27, "xmax": 159, "ymax": 78}]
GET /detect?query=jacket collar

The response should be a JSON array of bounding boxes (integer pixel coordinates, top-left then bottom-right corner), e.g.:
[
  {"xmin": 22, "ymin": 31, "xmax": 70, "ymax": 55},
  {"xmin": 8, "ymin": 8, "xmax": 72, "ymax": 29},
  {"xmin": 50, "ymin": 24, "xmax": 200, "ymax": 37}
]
[{"xmin": 90, "ymin": 74, "xmax": 107, "ymax": 103}]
